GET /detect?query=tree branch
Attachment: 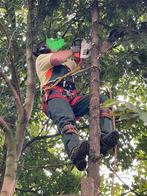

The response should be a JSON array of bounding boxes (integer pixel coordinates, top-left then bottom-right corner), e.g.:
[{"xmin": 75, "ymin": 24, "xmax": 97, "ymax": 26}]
[
  {"xmin": 0, "ymin": 19, "xmax": 9, "ymax": 46},
  {"xmin": 16, "ymin": 0, "xmax": 35, "ymax": 159},
  {"xmin": 0, "ymin": 117, "xmax": 13, "ymax": 145},
  {"xmin": 0, "ymin": 117, "xmax": 11, "ymax": 135},
  {"xmin": 110, "ymin": 166, "xmax": 141, "ymax": 196},
  {"xmin": 22, "ymin": 162, "xmax": 68, "ymax": 170},
  {"xmin": 0, "ymin": 144, "xmax": 7, "ymax": 190},
  {"xmin": 0, "ymin": 68, "xmax": 24, "ymax": 116},
  {"xmin": 15, "ymin": 187, "xmax": 38, "ymax": 193},
  {"xmin": 0, "ymin": 20, "xmax": 21, "ymax": 96},
  {"xmin": 24, "ymin": 0, "xmax": 35, "ymax": 120},
  {"xmin": 23, "ymin": 133, "xmax": 60, "ymax": 151}
]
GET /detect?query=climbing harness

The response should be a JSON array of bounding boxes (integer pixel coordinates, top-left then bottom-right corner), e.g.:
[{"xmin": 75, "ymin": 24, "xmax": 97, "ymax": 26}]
[
  {"xmin": 42, "ymin": 83, "xmax": 82, "ymax": 116},
  {"xmin": 42, "ymin": 65, "xmax": 81, "ymax": 92},
  {"xmin": 100, "ymin": 108, "xmax": 113, "ymax": 120},
  {"xmin": 41, "ymin": 38, "xmax": 114, "ymax": 116}
]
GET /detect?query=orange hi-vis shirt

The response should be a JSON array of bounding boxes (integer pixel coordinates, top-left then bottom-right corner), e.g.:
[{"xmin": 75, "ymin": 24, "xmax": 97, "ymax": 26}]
[{"xmin": 35, "ymin": 53, "xmax": 77, "ymax": 89}]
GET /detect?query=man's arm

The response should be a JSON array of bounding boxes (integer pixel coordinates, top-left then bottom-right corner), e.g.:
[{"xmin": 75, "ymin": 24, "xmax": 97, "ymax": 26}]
[{"xmin": 50, "ymin": 50, "xmax": 73, "ymax": 66}]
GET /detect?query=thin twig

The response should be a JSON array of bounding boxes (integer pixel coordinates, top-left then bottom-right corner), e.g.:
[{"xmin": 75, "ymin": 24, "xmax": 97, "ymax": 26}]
[
  {"xmin": 22, "ymin": 133, "xmax": 60, "ymax": 151},
  {"xmin": 110, "ymin": 166, "xmax": 140, "ymax": 196}
]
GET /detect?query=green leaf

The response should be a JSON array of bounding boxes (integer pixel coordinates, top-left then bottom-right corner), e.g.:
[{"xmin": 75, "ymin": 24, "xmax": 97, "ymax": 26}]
[
  {"xmin": 119, "ymin": 113, "xmax": 138, "ymax": 121},
  {"xmin": 101, "ymin": 99, "xmax": 147, "ymax": 126},
  {"xmin": 125, "ymin": 118, "xmax": 138, "ymax": 129},
  {"xmin": 133, "ymin": 56, "xmax": 141, "ymax": 64},
  {"xmin": 100, "ymin": 99, "xmax": 120, "ymax": 108},
  {"xmin": 139, "ymin": 111, "xmax": 147, "ymax": 125}
]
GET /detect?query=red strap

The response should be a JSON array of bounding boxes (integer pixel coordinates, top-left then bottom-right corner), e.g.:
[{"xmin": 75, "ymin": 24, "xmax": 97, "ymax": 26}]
[
  {"xmin": 42, "ymin": 86, "xmax": 81, "ymax": 115},
  {"xmin": 42, "ymin": 96, "xmax": 48, "ymax": 115},
  {"xmin": 62, "ymin": 124, "xmax": 78, "ymax": 134},
  {"xmin": 70, "ymin": 95, "xmax": 81, "ymax": 106},
  {"xmin": 47, "ymin": 94, "xmax": 68, "ymax": 102},
  {"xmin": 100, "ymin": 109, "xmax": 113, "ymax": 119},
  {"xmin": 42, "ymin": 86, "xmax": 68, "ymax": 115},
  {"xmin": 52, "ymin": 86, "xmax": 64, "ymax": 92}
]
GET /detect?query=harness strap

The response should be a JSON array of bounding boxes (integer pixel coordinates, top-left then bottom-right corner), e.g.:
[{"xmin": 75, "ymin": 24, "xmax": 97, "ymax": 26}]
[
  {"xmin": 71, "ymin": 96, "xmax": 81, "ymax": 106},
  {"xmin": 42, "ymin": 66, "xmax": 81, "ymax": 92},
  {"xmin": 42, "ymin": 86, "xmax": 81, "ymax": 116},
  {"xmin": 47, "ymin": 94, "xmax": 68, "ymax": 101},
  {"xmin": 61, "ymin": 124, "xmax": 78, "ymax": 135},
  {"xmin": 100, "ymin": 108, "xmax": 113, "ymax": 120}
]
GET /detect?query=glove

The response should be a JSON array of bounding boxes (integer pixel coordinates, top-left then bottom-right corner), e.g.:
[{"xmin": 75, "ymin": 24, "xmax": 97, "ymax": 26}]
[
  {"xmin": 71, "ymin": 45, "xmax": 81, "ymax": 53},
  {"xmin": 80, "ymin": 39, "xmax": 91, "ymax": 59},
  {"xmin": 108, "ymin": 28, "xmax": 125, "ymax": 43}
]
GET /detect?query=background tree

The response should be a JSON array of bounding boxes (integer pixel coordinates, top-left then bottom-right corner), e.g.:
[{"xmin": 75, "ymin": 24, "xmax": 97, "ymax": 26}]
[
  {"xmin": 88, "ymin": 1, "xmax": 100, "ymax": 196},
  {"xmin": 0, "ymin": 0, "xmax": 36, "ymax": 195}
]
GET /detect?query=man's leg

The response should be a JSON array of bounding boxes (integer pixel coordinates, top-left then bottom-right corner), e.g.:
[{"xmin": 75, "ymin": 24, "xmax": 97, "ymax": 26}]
[
  {"xmin": 72, "ymin": 94, "xmax": 119, "ymax": 155},
  {"xmin": 47, "ymin": 98, "xmax": 89, "ymax": 171},
  {"xmin": 100, "ymin": 95, "xmax": 119, "ymax": 155}
]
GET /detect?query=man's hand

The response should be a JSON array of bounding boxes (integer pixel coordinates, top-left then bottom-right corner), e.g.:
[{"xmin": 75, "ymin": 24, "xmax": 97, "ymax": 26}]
[
  {"xmin": 71, "ymin": 45, "xmax": 81, "ymax": 53},
  {"xmin": 80, "ymin": 39, "xmax": 91, "ymax": 59}
]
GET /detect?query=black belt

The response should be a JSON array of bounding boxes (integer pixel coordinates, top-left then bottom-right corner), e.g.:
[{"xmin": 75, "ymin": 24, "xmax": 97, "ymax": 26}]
[{"xmin": 57, "ymin": 80, "xmax": 76, "ymax": 91}]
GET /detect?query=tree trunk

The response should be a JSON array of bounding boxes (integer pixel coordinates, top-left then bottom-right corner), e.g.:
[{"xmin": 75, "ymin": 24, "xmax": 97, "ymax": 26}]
[
  {"xmin": 0, "ymin": 0, "xmax": 35, "ymax": 195},
  {"xmin": 81, "ymin": 177, "xmax": 94, "ymax": 196},
  {"xmin": 0, "ymin": 133, "xmax": 17, "ymax": 196},
  {"xmin": 88, "ymin": 1, "xmax": 100, "ymax": 196},
  {"xmin": 0, "ymin": 145, "xmax": 7, "ymax": 190}
]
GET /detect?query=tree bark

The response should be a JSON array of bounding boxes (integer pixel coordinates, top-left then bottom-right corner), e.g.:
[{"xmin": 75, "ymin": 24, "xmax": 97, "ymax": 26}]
[
  {"xmin": 88, "ymin": 1, "xmax": 100, "ymax": 196},
  {"xmin": 0, "ymin": 142, "xmax": 17, "ymax": 196},
  {"xmin": 81, "ymin": 177, "xmax": 94, "ymax": 196},
  {"xmin": 0, "ymin": 1, "xmax": 35, "ymax": 195}
]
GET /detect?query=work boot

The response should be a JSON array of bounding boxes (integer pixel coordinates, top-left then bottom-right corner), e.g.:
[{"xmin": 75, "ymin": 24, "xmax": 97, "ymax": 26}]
[
  {"xmin": 61, "ymin": 124, "xmax": 89, "ymax": 171},
  {"xmin": 70, "ymin": 140, "xmax": 89, "ymax": 171},
  {"xmin": 100, "ymin": 106, "xmax": 119, "ymax": 155},
  {"xmin": 100, "ymin": 131, "xmax": 119, "ymax": 155}
]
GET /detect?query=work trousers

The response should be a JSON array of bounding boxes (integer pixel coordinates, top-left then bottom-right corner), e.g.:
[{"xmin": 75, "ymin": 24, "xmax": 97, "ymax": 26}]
[{"xmin": 46, "ymin": 94, "xmax": 113, "ymax": 135}]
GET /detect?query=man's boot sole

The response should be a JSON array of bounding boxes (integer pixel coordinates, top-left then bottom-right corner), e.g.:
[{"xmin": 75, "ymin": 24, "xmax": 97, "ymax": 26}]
[{"xmin": 76, "ymin": 159, "xmax": 87, "ymax": 171}]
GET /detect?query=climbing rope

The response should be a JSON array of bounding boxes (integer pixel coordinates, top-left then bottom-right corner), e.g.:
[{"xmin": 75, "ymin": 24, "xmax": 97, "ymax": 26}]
[
  {"xmin": 107, "ymin": 87, "xmax": 118, "ymax": 196},
  {"xmin": 42, "ymin": 65, "xmax": 81, "ymax": 92},
  {"xmin": 109, "ymin": 166, "xmax": 141, "ymax": 196}
]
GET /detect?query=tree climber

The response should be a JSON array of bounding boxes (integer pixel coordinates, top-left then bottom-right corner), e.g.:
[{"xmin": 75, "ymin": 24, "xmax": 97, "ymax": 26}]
[{"xmin": 33, "ymin": 40, "xmax": 119, "ymax": 171}]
